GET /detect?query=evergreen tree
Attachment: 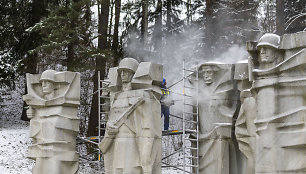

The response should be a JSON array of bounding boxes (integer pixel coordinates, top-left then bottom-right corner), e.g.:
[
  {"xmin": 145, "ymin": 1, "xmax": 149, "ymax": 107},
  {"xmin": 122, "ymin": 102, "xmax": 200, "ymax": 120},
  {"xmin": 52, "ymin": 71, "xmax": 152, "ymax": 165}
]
[
  {"xmin": 0, "ymin": 0, "xmax": 33, "ymax": 87},
  {"xmin": 0, "ymin": 0, "xmax": 48, "ymax": 121},
  {"xmin": 28, "ymin": 0, "xmax": 99, "ymax": 72}
]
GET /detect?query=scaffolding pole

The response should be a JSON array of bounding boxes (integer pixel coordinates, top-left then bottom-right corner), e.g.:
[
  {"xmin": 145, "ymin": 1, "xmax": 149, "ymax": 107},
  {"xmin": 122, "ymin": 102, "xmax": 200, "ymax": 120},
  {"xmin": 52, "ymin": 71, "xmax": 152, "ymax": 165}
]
[
  {"xmin": 98, "ymin": 71, "xmax": 101, "ymax": 168},
  {"xmin": 182, "ymin": 60, "xmax": 200, "ymax": 174},
  {"xmin": 183, "ymin": 60, "xmax": 186, "ymax": 173}
]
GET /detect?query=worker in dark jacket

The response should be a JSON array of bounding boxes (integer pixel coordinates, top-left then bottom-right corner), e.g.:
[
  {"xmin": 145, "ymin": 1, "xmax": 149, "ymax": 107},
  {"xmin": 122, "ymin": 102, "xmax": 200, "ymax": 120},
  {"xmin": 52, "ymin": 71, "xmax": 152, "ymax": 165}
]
[{"xmin": 160, "ymin": 78, "xmax": 174, "ymax": 130}]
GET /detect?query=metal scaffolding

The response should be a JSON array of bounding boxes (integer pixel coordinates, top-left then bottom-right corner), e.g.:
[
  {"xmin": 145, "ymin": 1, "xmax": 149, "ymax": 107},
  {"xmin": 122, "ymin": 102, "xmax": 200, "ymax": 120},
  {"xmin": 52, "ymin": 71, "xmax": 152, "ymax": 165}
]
[
  {"xmin": 182, "ymin": 60, "xmax": 199, "ymax": 174},
  {"xmin": 161, "ymin": 60, "xmax": 200, "ymax": 174}
]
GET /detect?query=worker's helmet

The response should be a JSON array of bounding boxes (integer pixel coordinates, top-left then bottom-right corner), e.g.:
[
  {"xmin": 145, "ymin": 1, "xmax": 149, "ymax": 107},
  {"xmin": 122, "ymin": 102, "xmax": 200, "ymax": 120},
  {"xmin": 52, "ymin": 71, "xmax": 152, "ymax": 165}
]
[
  {"xmin": 118, "ymin": 58, "xmax": 139, "ymax": 73},
  {"xmin": 40, "ymin": 70, "xmax": 57, "ymax": 82},
  {"xmin": 257, "ymin": 33, "xmax": 280, "ymax": 49},
  {"xmin": 162, "ymin": 78, "xmax": 166, "ymax": 86}
]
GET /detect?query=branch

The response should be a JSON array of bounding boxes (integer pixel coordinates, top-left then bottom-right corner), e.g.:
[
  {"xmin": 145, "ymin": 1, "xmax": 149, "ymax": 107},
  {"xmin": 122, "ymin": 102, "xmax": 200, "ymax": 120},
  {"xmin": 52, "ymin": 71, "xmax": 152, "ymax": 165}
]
[{"xmin": 285, "ymin": 13, "xmax": 306, "ymax": 31}]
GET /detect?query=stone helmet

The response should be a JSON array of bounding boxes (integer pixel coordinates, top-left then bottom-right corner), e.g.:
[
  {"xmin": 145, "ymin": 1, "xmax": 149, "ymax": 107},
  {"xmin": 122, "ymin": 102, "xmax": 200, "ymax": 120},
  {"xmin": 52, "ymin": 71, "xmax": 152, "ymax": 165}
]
[
  {"xmin": 118, "ymin": 58, "xmax": 139, "ymax": 73},
  {"xmin": 257, "ymin": 33, "xmax": 280, "ymax": 49},
  {"xmin": 40, "ymin": 70, "xmax": 57, "ymax": 82}
]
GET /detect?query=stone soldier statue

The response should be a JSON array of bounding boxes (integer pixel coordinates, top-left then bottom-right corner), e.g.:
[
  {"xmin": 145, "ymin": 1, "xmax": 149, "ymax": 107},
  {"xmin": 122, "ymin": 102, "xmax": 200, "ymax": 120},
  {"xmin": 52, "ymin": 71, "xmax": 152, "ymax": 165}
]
[
  {"xmin": 23, "ymin": 70, "xmax": 80, "ymax": 174},
  {"xmin": 196, "ymin": 62, "xmax": 242, "ymax": 174},
  {"xmin": 99, "ymin": 58, "xmax": 162, "ymax": 174},
  {"xmin": 249, "ymin": 32, "xmax": 306, "ymax": 174}
]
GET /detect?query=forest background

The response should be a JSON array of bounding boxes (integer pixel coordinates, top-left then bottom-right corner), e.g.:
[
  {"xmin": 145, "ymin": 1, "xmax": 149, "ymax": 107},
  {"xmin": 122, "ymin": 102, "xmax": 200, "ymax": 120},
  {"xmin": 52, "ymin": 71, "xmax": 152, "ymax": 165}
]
[{"xmin": 0, "ymin": 0, "xmax": 305, "ymax": 170}]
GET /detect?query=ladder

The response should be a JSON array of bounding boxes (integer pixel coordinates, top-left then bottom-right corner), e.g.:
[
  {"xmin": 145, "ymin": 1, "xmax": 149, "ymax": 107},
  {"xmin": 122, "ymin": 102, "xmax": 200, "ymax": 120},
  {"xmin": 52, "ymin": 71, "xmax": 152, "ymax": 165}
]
[
  {"xmin": 97, "ymin": 71, "xmax": 110, "ymax": 172},
  {"xmin": 77, "ymin": 71, "xmax": 109, "ymax": 173},
  {"xmin": 182, "ymin": 60, "xmax": 200, "ymax": 174}
]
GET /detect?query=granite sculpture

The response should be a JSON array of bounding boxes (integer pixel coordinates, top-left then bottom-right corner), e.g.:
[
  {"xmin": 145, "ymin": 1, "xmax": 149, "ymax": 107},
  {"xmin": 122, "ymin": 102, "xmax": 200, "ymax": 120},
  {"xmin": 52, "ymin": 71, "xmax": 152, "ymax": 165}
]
[
  {"xmin": 254, "ymin": 32, "xmax": 306, "ymax": 174},
  {"xmin": 235, "ymin": 89, "xmax": 256, "ymax": 174},
  {"xmin": 99, "ymin": 58, "xmax": 163, "ymax": 174},
  {"xmin": 234, "ymin": 60, "xmax": 256, "ymax": 174},
  {"xmin": 23, "ymin": 70, "xmax": 80, "ymax": 174},
  {"xmin": 195, "ymin": 62, "xmax": 247, "ymax": 174},
  {"xmin": 241, "ymin": 31, "xmax": 306, "ymax": 174}
]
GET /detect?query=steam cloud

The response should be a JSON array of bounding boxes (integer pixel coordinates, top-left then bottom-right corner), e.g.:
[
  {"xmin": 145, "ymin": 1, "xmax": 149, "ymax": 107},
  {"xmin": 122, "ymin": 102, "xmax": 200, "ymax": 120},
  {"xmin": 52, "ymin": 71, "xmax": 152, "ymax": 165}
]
[
  {"xmin": 123, "ymin": 26, "xmax": 249, "ymax": 87},
  {"xmin": 123, "ymin": 25, "xmax": 250, "ymax": 120}
]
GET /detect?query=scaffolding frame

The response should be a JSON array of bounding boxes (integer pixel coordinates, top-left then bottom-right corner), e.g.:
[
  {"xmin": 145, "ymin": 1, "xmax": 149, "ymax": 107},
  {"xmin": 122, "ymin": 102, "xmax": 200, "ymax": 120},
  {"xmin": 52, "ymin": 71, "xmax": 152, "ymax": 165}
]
[{"xmin": 161, "ymin": 60, "xmax": 200, "ymax": 174}]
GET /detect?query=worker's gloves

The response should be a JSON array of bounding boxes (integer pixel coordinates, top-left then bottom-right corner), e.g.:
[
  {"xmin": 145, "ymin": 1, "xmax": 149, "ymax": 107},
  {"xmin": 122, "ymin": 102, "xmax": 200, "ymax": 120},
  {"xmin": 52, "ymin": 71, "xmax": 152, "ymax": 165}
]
[
  {"xmin": 106, "ymin": 121, "xmax": 119, "ymax": 136},
  {"xmin": 162, "ymin": 98, "xmax": 175, "ymax": 107}
]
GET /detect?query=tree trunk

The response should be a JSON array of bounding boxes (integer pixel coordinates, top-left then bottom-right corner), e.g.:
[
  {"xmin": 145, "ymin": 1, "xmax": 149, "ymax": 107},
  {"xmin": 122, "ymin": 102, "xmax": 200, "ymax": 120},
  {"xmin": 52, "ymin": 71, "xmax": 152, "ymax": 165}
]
[
  {"xmin": 87, "ymin": 0, "xmax": 110, "ymax": 136},
  {"xmin": 108, "ymin": 0, "xmax": 114, "ymax": 48},
  {"xmin": 113, "ymin": 0, "xmax": 121, "ymax": 66},
  {"xmin": 152, "ymin": 0, "xmax": 162, "ymax": 58},
  {"xmin": 187, "ymin": 0, "xmax": 192, "ymax": 24},
  {"xmin": 100, "ymin": 0, "xmax": 110, "ymax": 51},
  {"xmin": 166, "ymin": 0, "xmax": 172, "ymax": 36},
  {"xmin": 141, "ymin": 0, "xmax": 148, "ymax": 48},
  {"xmin": 205, "ymin": 0, "xmax": 214, "ymax": 57},
  {"xmin": 276, "ymin": 0, "xmax": 285, "ymax": 35},
  {"xmin": 83, "ymin": 0, "xmax": 92, "ymax": 46},
  {"xmin": 67, "ymin": 43, "xmax": 75, "ymax": 71}
]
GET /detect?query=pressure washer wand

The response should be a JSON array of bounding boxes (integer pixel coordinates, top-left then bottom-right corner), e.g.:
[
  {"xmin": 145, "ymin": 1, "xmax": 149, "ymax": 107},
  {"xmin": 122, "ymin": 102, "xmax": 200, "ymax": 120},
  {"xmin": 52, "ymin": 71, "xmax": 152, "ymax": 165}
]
[{"xmin": 168, "ymin": 73, "xmax": 193, "ymax": 89}]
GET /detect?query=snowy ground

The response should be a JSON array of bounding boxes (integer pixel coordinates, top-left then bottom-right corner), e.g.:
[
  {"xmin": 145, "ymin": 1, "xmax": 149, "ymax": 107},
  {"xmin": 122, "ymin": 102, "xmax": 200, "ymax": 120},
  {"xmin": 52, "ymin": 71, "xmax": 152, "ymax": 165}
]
[
  {"xmin": 0, "ymin": 117, "xmax": 185, "ymax": 174},
  {"xmin": 0, "ymin": 118, "xmax": 34, "ymax": 174}
]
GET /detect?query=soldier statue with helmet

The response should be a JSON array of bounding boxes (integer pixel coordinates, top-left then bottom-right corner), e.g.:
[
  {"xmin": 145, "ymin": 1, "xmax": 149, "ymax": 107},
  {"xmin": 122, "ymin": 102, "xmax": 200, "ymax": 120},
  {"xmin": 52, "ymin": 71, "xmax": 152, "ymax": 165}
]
[
  {"xmin": 243, "ymin": 31, "xmax": 306, "ymax": 174},
  {"xmin": 23, "ymin": 70, "xmax": 80, "ymax": 174},
  {"xmin": 99, "ymin": 58, "xmax": 163, "ymax": 174},
  {"xmin": 256, "ymin": 33, "xmax": 284, "ymax": 70},
  {"xmin": 40, "ymin": 70, "xmax": 57, "ymax": 100}
]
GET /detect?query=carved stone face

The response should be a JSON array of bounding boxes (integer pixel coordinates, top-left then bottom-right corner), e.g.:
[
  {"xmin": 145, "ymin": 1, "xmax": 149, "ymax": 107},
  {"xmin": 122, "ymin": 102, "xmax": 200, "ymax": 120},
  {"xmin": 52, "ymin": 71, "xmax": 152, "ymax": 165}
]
[
  {"xmin": 42, "ymin": 80, "xmax": 55, "ymax": 94},
  {"xmin": 259, "ymin": 46, "xmax": 278, "ymax": 64},
  {"xmin": 120, "ymin": 69, "xmax": 134, "ymax": 83},
  {"xmin": 202, "ymin": 66, "xmax": 214, "ymax": 85}
]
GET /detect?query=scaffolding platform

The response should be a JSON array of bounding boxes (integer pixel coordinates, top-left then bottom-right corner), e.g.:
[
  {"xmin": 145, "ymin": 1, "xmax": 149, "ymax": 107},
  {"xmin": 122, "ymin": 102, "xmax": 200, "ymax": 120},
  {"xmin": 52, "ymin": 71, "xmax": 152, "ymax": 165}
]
[
  {"xmin": 77, "ymin": 136, "xmax": 101, "ymax": 145},
  {"xmin": 162, "ymin": 130, "xmax": 197, "ymax": 136}
]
